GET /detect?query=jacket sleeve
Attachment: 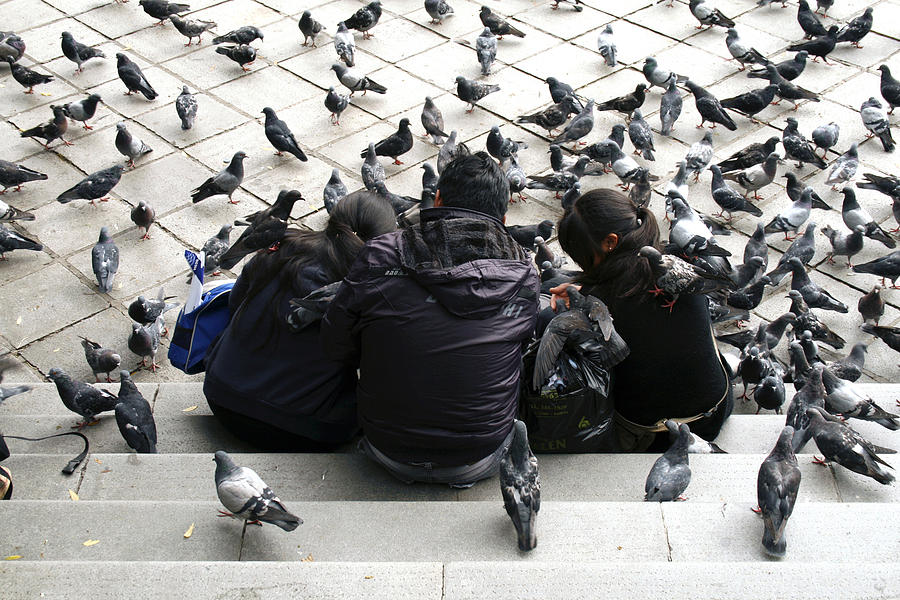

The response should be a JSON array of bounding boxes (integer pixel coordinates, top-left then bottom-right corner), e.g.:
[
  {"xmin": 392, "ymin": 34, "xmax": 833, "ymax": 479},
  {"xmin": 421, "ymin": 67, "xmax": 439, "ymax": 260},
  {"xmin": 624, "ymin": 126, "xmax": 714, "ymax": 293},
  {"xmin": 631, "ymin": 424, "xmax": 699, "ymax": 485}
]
[
  {"xmin": 320, "ymin": 254, "xmax": 370, "ymax": 366},
  {"xmin": 228, "ymin": 271, "xmax": 250, "ymax": 313}
]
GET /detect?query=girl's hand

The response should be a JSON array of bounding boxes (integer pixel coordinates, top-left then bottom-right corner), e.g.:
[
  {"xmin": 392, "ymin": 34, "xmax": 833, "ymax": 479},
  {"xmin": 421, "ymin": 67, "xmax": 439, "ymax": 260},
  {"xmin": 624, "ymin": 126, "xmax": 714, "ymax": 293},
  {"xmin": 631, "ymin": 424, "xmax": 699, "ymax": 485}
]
[{"xmin": 549, "ymin": 283, "xmax": 581, "ymax": 311}]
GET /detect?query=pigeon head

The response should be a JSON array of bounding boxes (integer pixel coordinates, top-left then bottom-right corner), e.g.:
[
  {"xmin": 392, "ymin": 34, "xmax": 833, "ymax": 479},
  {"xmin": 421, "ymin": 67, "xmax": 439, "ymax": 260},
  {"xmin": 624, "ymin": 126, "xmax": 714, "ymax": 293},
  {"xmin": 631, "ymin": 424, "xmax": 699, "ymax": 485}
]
[
  {"xmin": 878, "ymin": 65, "xmax": 890, "ymax": 75},
  {"xmin": 635, "ymin": 84, "xmax": 647, "ymax": 93},
  {"xmin": 301, "ymin": 9, "xmax": 311, "ymax": 17},
  {"xmin": 545, "ymin": 77, "xmax": 558, "ymax": 85},
  {"xmin": 217, "ymin": 224, "xmax": 234, "ymax": 238},
  {"xmin": 98, "ymin": 227, "xmax": 111, "ymax": 242},
  {"xmin": 47, "ymin": 367, "xmax": 65, "ymax": 380},
  {"xmin": 785, "ymin": 117, "xmax": 798, "ymax": 128},
  {"xmin": 131, "ymin": 323, "xmax": 141, "ymax": 335},
  {"xmin": 637, "ymin": 245, "xmax": 663, "ymax": 266},
  {"xmin": 644, "ymin": 57, "xmax": 657, "ymax": 66},
  {"xmin": 232, "ymin": 151, "xmax": 248, "ymax": 162},
  {"xmin": 261, "ymin": 107, "xmax": 275, "ymax": 117},
  {"xmin": 181, "ymin": 85, "xmax": 191, "ymax": 94},
  {"xmin": 213, "ymin": 450, "xmax": 238, "ymax": 479},
  {"xmin": 480, "ymin": 6, "xmax": 491, "ymax": 15},
  {"xmin": 481, "ymin": 27, "xmax": 492, "ymax": 36},
  {"xmin": 330, "ymin": 63, "xmax": 345, "ymax": 74},
  {"xmin": 788, "ymin": 257, "xmax": 805, "ymax": 270},
  {"xmin": 611, "ymin": 124, "xmax": 625, "ymax": 134},
  {"xmin": 631, "ymin": 108, "xmax": 642, "ymax": 120},
  {"xmin": 399, "ymin": 118, "xmax": 411, "ymax": 129},
  {"xmin": 119, "ymin": 369, "xmax": 132, "ymax": 383},
  {"xmin": 337, "ymin": 21, "xmax": 348, "ymax": 32},
  {"xmin": 826, "ymin": 25, "xmax": 839, "ymax": 35},
  {"xmin": 115, "ymin": 53, "xmax": 128, "ymax": 64},
  {"xmin": 61, "ymin": 31, "xmax": 73, "ymax": 40},
  {"xmin": 116, "ymin": 122, "xmax": 127, "ymax": 131},
  {"xmin": 795, "ymin": 51, "xmax": 808, "ymax": 60},
  {"xmin": 805, "ymin": 406, "xmax": 827, "ymax": 425},
  {"xmin": 774, "ymin": 426, "xmax": 796, "ymax": 454},
  {"xmin": 455, "ymin": 76, "xmax": 466, "ymax": 84},
  {"xmin": 726, "ymin": 28, "xmax": 738, "ymax": 38}
]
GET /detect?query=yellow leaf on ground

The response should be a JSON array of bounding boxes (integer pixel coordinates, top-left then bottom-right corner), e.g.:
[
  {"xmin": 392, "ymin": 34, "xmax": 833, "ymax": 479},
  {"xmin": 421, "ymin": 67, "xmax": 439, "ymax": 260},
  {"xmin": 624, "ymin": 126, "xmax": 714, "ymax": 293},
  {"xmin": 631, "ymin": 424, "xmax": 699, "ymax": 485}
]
[
  {"xmin": 184, "ymin": 523, "xmax": 195, "ymax": 539},
  {"xmin": 364, "ymin": 575, "xmax": 374, "ymax": 580},
  {"xmin": 83, "ymin": 540, "xmax": 99, "ymax": 547},
  {"xmin": 182, "ymin": 405, "xmax": 198, "ymax": 412},
  {"xmin": 94, "ymin": 458, "xmax": 102, "ymax": 464},
  {"xmin": 68, "ymin": 489, "xmax": 79, "ymax": 502},
  {"xmin": 301, "ymin": 553, "xmax": 314, "ymax": 562},
  {"xmin": 40, "ymin": 92, "xmax": 52, "ymax": 97},
  {"xmin": 4, "ymin": 556, "xmax": 22, "ymax": 560},
  {"xmin": 15, "ymin": 316, "xmax": 21, "ymax": 325}
]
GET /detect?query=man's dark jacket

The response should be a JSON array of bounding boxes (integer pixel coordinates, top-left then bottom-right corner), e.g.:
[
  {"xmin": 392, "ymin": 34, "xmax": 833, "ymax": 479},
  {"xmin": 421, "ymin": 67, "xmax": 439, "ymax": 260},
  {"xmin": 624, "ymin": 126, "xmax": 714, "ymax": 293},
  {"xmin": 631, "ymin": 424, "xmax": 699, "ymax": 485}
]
[{"xmin": 321, "ymin": 207, "xmax": 540, "ymax": 465}]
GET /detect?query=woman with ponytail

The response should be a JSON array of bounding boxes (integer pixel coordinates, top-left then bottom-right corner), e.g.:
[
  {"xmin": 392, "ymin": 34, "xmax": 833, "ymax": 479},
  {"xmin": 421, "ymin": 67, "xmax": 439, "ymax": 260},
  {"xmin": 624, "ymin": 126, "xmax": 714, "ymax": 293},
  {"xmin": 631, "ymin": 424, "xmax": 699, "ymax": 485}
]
[
  {"xmin": 552, "ymin": 189, "xmax": 732, "ymax": 452},
  {"xmin": 204, "ymin": 191, "xmax": 397, "ymax": 451}
]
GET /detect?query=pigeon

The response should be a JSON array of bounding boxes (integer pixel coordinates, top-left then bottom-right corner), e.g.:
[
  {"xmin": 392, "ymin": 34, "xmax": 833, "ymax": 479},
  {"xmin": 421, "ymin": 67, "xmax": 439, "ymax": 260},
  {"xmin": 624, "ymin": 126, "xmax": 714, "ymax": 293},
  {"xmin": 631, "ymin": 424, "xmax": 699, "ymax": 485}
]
[
  {"xmin": 115, "ymin": 370, "xmax": 157, "ymax": 453},
  {"xmin": 877, "ymin": 65, "xmax": 899, "ymax": 114},
  {"xmin": 811, "ymin": 122, "xmax": 840, "ymax": 158},
  {"xmin": 47, "ymin": 367, "xmax": 118, "ymax": 428},
  {"xmin": 684, "ymin": 131, "xmax": 714, "ymax": 182},
  {"xmin": 0, "ymin": 357, "xmax": 30, "ymax": 407},
  {"xmin": 199, "ymin": 224, "xmax": 233, "ymax": 277},
  {"xmin": 824, "ymin": 144, "xmax": 857, "ymax": 191},
  {"xmin": 828, "ymin": 343, "xmax": 867, "ymax": 383},
  {"xmin": 80, "ymin": 337, "xmax": 121, "ymax": 383},
  {"xmin": 57, "ymin": 165, "xmax": 124, "ymax": 205},
  {"xmin": 91, "ymin": 227, "xmax": 119, "ymax": 294},
  {"xmin": 169, "ymin": 14, "xmax": 216, "ymax": 46},
  {"xmin": 361, "ymin": 143, "xmax": 386, "ymax": 190},
  {"xmin": 507, "ymin": 220, "xmax": 554, "ymax": 249},
  {"xmin": 0, "ymin": 160, "xmax": 47, "ymax": 194},
  {"xmin": 744, "ymin": 221, "xmax": 769, "ymax": 267},
  {"xmin": 0, "ymin": 31, "xmax": 25, "ymax": 63},
  {"xmin": 597, "ymin": 24, "xmax": 616, "ymax": 67},
  {"xmin": 724, "ymin": 152, "xmax": 780, "ymax": 200},
  {"xmin": 60, "ymin": 31, "xmax": 105, "ymax": 74},
  {"xmin": 853, "ymin": 251, "xmax": 900, "ymax": 288},
  {"xmin": 861, "ymin": 324, "xmax": 900, "ymax": 354},
  {"xmin": 786, "ymin": 362, "xmax": 827, "ymax": 452},
  {"xmin": 684, "ymin": 81, "xmax": 736, "ymax": 131},
  {"xmin": 717, "ymin": 137, "xmax": 780, "ymax": 173},
  {"xmin": 628, "ymin": 110, "xmax": 655, "ymax": 161},
  {"xmin": 822, "ymin": 224, "xmax": 863, "ymax": 267},
  {"xmin": 836, "ymin": 7, "xmax": 873, "ymax": 48},
  {"xmin": 807, "ymin": 407, "xmax": 895, "ymax": 484},
  {"xmin": 710, "ymin": 165, "xmax": 763, "ymax": 220},
  {"xmin": 130, "ymin": 200, "xmax": 156, "ymax": 240},
  {"xmin": 487, "ymin": 126, "xmax": 526, "ymax": 164},
  {"xmin": 668, "ymin": 195, "xmax": 727, "ymax": 256},
  {"xmin": 689, "ymin": 0, "xmax": 735, "ymax": 28},
  {"xmin": 333, "ymin": 22, "xmax": 355, "ymax": 67},
  {"xmin": 138, "ymin": 0, "xmax": 190, "ymax": 25},
  {"xmin": 756, "ymin": 426, "xmax": 801, "ymax": 557},
  {"xmin": 425, "ymin": 0, "xmax": 454, "ymax": 25},
  {"xmin": 629, "ymin": 171, "xmax": 654, "ymax": 209},
  {"xmin": 860, "ymin": 97, "xmax": 895, "ymax": 153},
  {"xmin": 6, "ymin": 57, "xmax": 53, "ymax": 94},
  {"xmin": 191, "ymin": 151, "xmax": 246, "ymax": 204},
  {"xmin": 362, "ymin": 119, "xmax": 413, "ymax": 165},
  {"xmin": 577, "ymin": 124, "xmax": 625, "ymax": 168},
  {"xmin": 546, "ymin": 77, "xmax": 581, "ymax": 109},
  {"xmin": 455, "ymin": 76, "xmax": 499, "ymax": 112},
  {"xmin": 422, "ymin": 163, "xmax": 438, "ymax": 198},
  {"xmin": 639, "ymin": 246, "xmax": 734, "ymax": 311},
  {"xmin": 720, "ymin": 85, "xmax": 778, "ymax": 121},
  {"xmin": 505, "ymin": 157, "xmax": 528, "ymax": 203},
  {"xmin": 499, "ymin": 421, "xmax": 540, "ymax": 551},
  {"xmin": 664, "ymin": 420, "xmax": 726, "ymax": 454},
  {"xmin": 816, "ymin": 0, "xmax": 833, "ymax": 16},
  {"xmin": 479, "ymin": 6, "xmax": 525, "ymax": 38},
  {"xmin": 0, "ymin": 224, "xmax": 42, "ymax": 258},
  {"xmin": 176, "ymin": 86, "xmax": 198, "ymax": 130},
  {"xmin": 323, "ymin": 169, "xmax": 348, "ymax": 214},
  {"xmin": 766, "ymin": 222, "xmax": 817, "ymax": 284},
  {"xmin": 603, "ymin": 142, "xmax": 655, "ymax": 191},
  {"xmin": 527, "ymin": 170, "xmax": 579, "ymax": 197},
  {"xmin": 782, "ymin": 118, "xmax": 826, "ymax": 169},
  {"xmin": 215, "ymin": 44, "xmax": 256, "ymax": 71},
  {"xmin": 116, "ymin": 53, "xmax": 157, "ymax": 100},
  {"xmin": 116, "ymin": 122, "xmax": 153, "ymax": 168},
  {"xmin": 374, "ymin": 180, "xmax": 419, "ymax": 215},
  {"xmin": 783, "ymin": 173, "xmax": 830, "ymax": 211},
  {"xmin": 343, "ymin": 0, "xmax": 382, "ymax": 39},
  {"xmin": 757, "ymin": 65, "xmax": 819, "ymax": 109},
  {"xmin": 645, "ymin": 422, "xmax": 692, "ymax": 501},
  {"xmin": 765, "ymin": 186, "xmax": 813, "ymax": 240},
  {"xmin": 421, "ymin": 96, "xmax": 448, "ymax": 145},
  {"xmin": 596, "ymin": 84, "xmax": 646, "ymax": 115},
  {"xmin": 748, "ymin": 51, "xmax": 807, "ymax": 82},
  {"xmin": 516, "ymin": 96, "xmax": 577, "ymax": 136},
  {"xmin": 476, "ymin": 27, "xmax": 497, "ymax": 76},
  {"xmin": 660, "ymin": 79, "xmax": 683, "ymax": 137},
  {"xmin": 298, "ymin": 10, "xmax": 324, "ymax": 47},
  {"xmin": 858, "ymin": 285, "xmax": 885, "ymax": 324},
  {"xmin": 664, "ymin": 161, "xmax": 690, "ymax": 207},
  {"xmin": 437, "ymin": 130, "xmax": 470, "ymax": 174},
  {"xmin": 19, "ymin": 105, "xmax": 71, "ymax": 149},
  {"xmin": 286, "ymin": 282, "xmax": 342, "ymax": 331},
  {"xmin": 214, "ymin": 450, "xmax": 302, "ymax": 531},
  {"xmin": 787, "ymin": 290, "xmax": 846, "ymax": 350},
  {"xmin": 218, "ymin": 190, "xmax": 303, "ymax": 270},
  {"xmin": 642, "ymin": 57, "xmax": 685, "ymax": 89},
  {"xmin": 725, "ymin": 28, "xmax": 766, "ymax": 70},
  {"xmin": 550, "ymin": 0, "xmax": 584, "ymax": 11},
  {"xmin": 128, "ymin": 286, "xmax": 179, "ymax": 327},
  {"xmin": 332, "ymin": 63, "xmax": 387, "ymax": 96},
  {"xmin": 0, "ymin": 196, "xmax": 34, "ymax": 222},
  {"xmin": 129, "ymin": 317, "xmax": 163, "ymax": 371},
  {"xmin": 262, "ymin": 108, "xmax": 307, "ymax": 162},
  {"xmin": 856, "ymin": 172, "xmax": 900, "ymax": 204},
  {"xmin": 212, "ymin": 26, "xmax": 263, "ymax": 45},
  {"xmin": 755, "ymin": 373, "xmax": 787, "ymax": 414},
  {"xmin": 787, "ymin": 25, "xmax": 838, "ymax": 64},
  {"xmin": 789, "ymin": 257, "xmax": 848, "ymax": 312},
  {"xmin": 325, "ymin": 87, "xmax": 349, "ymax": 125},
  {"xmin": 841, "ymin": 187, "xmax": 895, "ymax": 249},
  {"xmin": 552, "ymin": 100, "xmax": 595, "ymax": 148}
]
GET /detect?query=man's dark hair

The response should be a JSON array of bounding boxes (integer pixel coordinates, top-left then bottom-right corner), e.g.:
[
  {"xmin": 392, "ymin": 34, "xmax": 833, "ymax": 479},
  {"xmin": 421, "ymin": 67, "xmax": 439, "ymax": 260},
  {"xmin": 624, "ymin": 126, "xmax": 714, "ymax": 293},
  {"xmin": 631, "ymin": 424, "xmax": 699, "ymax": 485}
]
[{"xmin": 436, "ymin": 151, "xmax": 509, "ymax": 220}]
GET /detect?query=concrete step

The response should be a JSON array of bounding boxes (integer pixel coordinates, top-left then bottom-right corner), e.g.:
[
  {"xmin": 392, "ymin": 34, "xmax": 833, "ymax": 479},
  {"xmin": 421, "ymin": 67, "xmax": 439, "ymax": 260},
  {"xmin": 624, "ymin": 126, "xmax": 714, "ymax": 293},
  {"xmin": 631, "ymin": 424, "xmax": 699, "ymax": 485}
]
[
  {"xmin": 2, "ymin": 561, "xmax": 898, "ymax": 600},
  {"xmin": 2, "ymin": 501, "xmax": 898, "ymax": 563},
  {"xmin": 5, "ymin": 452, "xmax": 898, "ymax": 504}
]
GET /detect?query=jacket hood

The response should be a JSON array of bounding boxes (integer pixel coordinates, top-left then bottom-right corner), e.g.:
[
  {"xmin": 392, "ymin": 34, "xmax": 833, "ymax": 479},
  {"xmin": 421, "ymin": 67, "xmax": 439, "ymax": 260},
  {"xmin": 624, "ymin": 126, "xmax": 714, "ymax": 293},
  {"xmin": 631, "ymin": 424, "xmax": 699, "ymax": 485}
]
[{"xmin": 398, "ymin": 207, "xmax": 536, "ymax": 319}]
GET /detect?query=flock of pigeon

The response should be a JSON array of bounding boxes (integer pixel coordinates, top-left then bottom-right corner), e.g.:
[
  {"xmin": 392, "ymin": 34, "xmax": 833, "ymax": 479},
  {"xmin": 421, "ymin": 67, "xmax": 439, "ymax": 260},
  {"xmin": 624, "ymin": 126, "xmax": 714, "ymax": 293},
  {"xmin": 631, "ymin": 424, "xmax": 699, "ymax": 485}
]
[{"xmin": 0, "ymin": 0, "xmax": 899, "ymax": 559}]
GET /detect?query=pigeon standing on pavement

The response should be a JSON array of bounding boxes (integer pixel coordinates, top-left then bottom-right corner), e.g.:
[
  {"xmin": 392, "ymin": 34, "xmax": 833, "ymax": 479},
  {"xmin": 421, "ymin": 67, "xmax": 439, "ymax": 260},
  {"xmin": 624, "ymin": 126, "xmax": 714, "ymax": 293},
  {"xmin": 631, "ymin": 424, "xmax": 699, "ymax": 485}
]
[
  {"xmin": 57, "ymin": 165, "xmax": 125, "ymax": 205},
  {"xmin": 298, "ymin": 11, "xmax": 324, "ymax": 47},
  {"xmin": 710, "ymin": 165, "xmax": 763, "ymax": 220},
  {"xmin": 20, "ymin": 105, "xmax": 71, "ymax": 149},
  {"xmin": 811, "ymin": 122, "xmax": 840, "ymax": 157},
  {"xmin": 215, "ymin": 44, "xmax": 256, "ymax": 71},
  {"xmin": 128, "ymin": 287, "xmax": 179, "ymax": 327},
  {"xmin": 199, "ymin": 224, "xmax": 233, "ymax": 277},
  {"xmin": 821, "ymin": 224, "xmax": 864, "ymax": 268},
  {"xmin": 479, "ymin": 6, "xmax": 525, "ymax": 38},
  {"xmin": 92, "ymin": 227, "xmax": 119, "ymax": 293},
  {"xmin": 807, "ymin": 407, "xmax": 895, "ymax": 485},
  {"xmin": 552, "ymin": 100, "xmax": 595, "ymax": 147},
  {"xmin": 786, "ymin": 363, "xmax": 826, "ymax": 451},
  {"xmin": 0, "ymin": 224, "xmax": 42, "ymax": 258},
  {"xmin": 325, "ymin": 87, "xmax": 349, "ymax": 125},
  {"xmin": 169, "ymin": 14, "xmax": 216, "ymax": 46},
  {"xmin": 115, "ymin": 122, "xmax": 153, "ymax": 168},
  {"xmin": 789, "ymin": 257, "xmax": 848, "ymax": 313},
  {"xmin": 80, "ymin": 337, "xmax": 121, "ymax": 383},
  {"xmin": 331, "ymin": 63, "xmax": 387, "ymax": 95},
  {"xmin": 61, "ymin": 31, "xmax": 105, "ymax": 74},
  {"xmin": 684, "ymin": 131, "xmax": 714, "ymax": 182},
  {"xmin": 425, "ymin": 0, "xmax": 454, "ymax": 25},
  {"xmin": 6, "ymin": 58, "xmax": 54, "ymax": 94},
  {"xmin": 628, "ymin": 109, "xmax": 655, "ymax": 161},
  {"xmin": 597, "ymin": 24, "xmax": 616, "ymax": 67},
  {"xmin": 499, "ymin": 421, "xmax": 540, "ymax": 551},
  {"xmin": 860, "ymin": 97, "xmax": 895, "ymax": 153},
  {"xmin": 852, "ymin": 251, "xmax": 900, "ymax": 288},
  {"xmin": 343, "ymin": 0, "xmax": 382, "ymax": 39},
  {"xmin": 214, "ymin": 450, "xmax": 302, "ymax": 531},
  {"xmin": 877, "ymin": 65, "xmax": 899, "ymax": 114},
  {"xmin": 787, "ymin": 25, "xmax": 838, "ymax": 63},
  {"xmin": 748, "ymin": 51, "xmax": 807, "ymax": 81},
  {"xmin": 717, "ymin": 137, "xmax": 780, "ymax": 173},
  {"xmin": 139, "ymin": 0, "xmax": 190, "ymax": 25},
  {"xmin": 765, "ymin": 186, "xmax": 812, "ymax": 240},
  {"xmin": 212, "ymin": 26, "xmax": 264, "ymax": 45},
  {"xmin": 0, "ymin": 160, "xmax": 47, "ymax": 194},
  {"xmin": 689, "ymin": 0, "xmax": 735, "ymax": 28},
  {"xmin": 645, "ymin": 422, "xmax": 692, "ymax": 501},
  {"xmin": 191, "ymin": 151, "xmax": 246, "ymax": 204},
  {"xmin": 841, "ymin": 187, "xmax": 895, "ymax": 249},
  {"xmin": 362, "ymin": 119, "xmax": 413, "ymax": 165},
  {"xmin": 766, "ymin": 222, "xmax": 817, "ymax": 284},
  {"xmin": 116, "ymin": 54, "xmax": 157, "ymax": 100},
  {"xmin": 176, "ymin": 86, "xmax": 198, "ymax": 130},
  {"xmin": 725, "ymin": 152, "xmax": 779, "ymax": 200},
  {"xmin": 361, "ymin": 143, "xmax": 386, "ymax": 190},
  {"xmin": 685, "ymin": 81, "xmax": 737, "ymax": 131},
  {"xmin": 797, "ymin": 0, "xmax": 827, "ymax": 38},
  {"xmin": 660, "ymin": 79, "xmax": 683, "ymax": 136},
  {"xmin": 858, "ymin": 285, "xmax": 885, "ymax": 324},
  {"xmin": 333, "ymin": 22, "xmax": 355, "ymax": 67},
  {"xmin": 782, "ymin": 118, "xmax": 826, "ymax": 169},
  {"xmin": 596, "ymin": 84, "xmax": 646, "ymax": 115},
  {"xmin": 756, "ymin": 426, "xmax": 801, "ymax": 557},
  {"xmin": 115, "ymin": 370, "xmax": 157, "ymax": 454},
  {"xmin": 725, "ymin": 28, "xmax": 765, "ymax": 70},
  {"xmin": 262, "ymin": 108, "xmax": 308, "ymax": 162},
  {"xmin": 130, "ymin": 200, "xmax": 156, "ymax": 240},
  {"xmin": 720, "ymin": 85, "xmax": 778, "ymax": 122},
  {"xmin": 47, "ymin": 367, "xmax": 118, "ymax": 428},
  {"xmin": 455, "ymin": 75, "xmax": 500, "ymax": 112},
  {"xmin": 824, "ymin": 143, "xmax": 857, "ymax": 190},
  {"xmin": 476, "ymin": 27, "xmax": 497, "ymax": 76},
  {"xmin": 0, "ymin": 196, "xmax": 33, "ymax": 222},
  {"xmin": 421, "ymin": 96, "xmax": 448, "ymax": 144},
  {"xmin": 0, "ymin": 31, "xmax": 25, "ymax": 64},
  {"xmin": 129, "ymin": 317, "xmax": 163, "ymax": 371},
  {"xmin": 836, "ymin": 7, "xmax": 874, "ymax": 48}
]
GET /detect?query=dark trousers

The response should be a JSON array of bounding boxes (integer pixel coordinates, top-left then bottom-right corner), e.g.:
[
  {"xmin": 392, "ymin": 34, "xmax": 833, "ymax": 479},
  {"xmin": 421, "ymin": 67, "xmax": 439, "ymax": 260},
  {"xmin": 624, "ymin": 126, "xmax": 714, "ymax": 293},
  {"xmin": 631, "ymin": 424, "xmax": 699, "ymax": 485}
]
[{"xmin": 207, "ymin": 402, "xmax": 349, "ymax": 452}]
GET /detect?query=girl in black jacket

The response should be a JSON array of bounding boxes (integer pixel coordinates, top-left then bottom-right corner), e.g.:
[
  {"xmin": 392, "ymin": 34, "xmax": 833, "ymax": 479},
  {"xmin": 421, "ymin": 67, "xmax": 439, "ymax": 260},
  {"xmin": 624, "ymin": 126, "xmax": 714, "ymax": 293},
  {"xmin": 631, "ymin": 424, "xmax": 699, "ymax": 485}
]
[{"xmin": 203, "ymin": 191, "xmax": 397, "ymax": 451}]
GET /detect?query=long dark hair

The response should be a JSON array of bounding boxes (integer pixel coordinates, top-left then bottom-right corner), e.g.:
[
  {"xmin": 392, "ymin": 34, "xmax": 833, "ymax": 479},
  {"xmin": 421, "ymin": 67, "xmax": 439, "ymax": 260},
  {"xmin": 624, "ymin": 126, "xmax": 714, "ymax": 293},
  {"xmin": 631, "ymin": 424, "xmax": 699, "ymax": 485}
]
[
  {"xmin": 557, "ymin": 188, "xmax": 659, "ymax": 300},
  {"xmin": 235, "ymin": 191, "xmax": 396, "ymax": 342}
]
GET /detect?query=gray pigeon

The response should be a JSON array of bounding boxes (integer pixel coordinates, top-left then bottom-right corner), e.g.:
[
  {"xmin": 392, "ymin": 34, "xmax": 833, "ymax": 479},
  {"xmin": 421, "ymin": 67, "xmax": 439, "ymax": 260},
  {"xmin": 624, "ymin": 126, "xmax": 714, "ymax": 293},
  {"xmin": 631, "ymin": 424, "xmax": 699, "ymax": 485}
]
[
  {"xmin": 689, "ymin": 0, "xmax": 735, "ymax": 28},
  {"xmin": 853, "ymin": 251, "xmax": 900, "ymax": 288},
  {"xmin": 421, "ymin": 96, "xmax": 447, "ymax": 145},
  {"xmin": 323, "ymin": 169, "xmax": 347, "ymax": 214},
  {"xmin": 200, "ymin": 224, "xmax": 233, "ymax": 276},
  {"xmin": 298, "ymin": 10, "xmax": 324, "ymax": 47},
  {"xmin": 421, "ymin": 163, "xmax": 438, "ymax": 201},
  {"xmin": 476, "ymin": 27, "xmax": 497, "ymax": 76},
  {"xmin": 505, "ymin": 157, "xmax": 527, "ymax": 203},
  {"xmin": 176, "ymin": 86, "xmax": 198, "ymax": 130},
  {"xmin": 479, "ymin": 6, "xmax": 525, "ymax": 38},
  {"xmin": 725, "ymin": 28, "xmax": 765, "ymax": 70},
  {"xmin": 665, "ymin": 419, "xmax": 726, "ymax": 453},
  {"xmin": 724, "ymin": 152, "xmax": 779, "ymax": 200},
  {"xmin": 130, "ymin": 200, "xmax": 156, "ymax": 240},
  {"xmin": 0, "ymin": 160, "xmax": 47, "ymax": 194},
  {"xmin": 128, "ymin": 286, "xmax": 179, "ymax": 327},
  {"xmin": 455, "ymin": 75, "xmax": 500, "ymax": 112},
  {"xmin": 789, "ymin": 257, "xmax": 848, "ymax": 312},
  {"xmin": 857, "ymin": 285, "xmax": 884, "ymax": 324},
  {"xmin": 785, "ymin": 362, "xmax": 826, "ymax": 452},
  {"xmin": 783, "ymin": 173, "xmax": 830, "ymax": 212},
  {"xmin": 92, "ymin": 227, "xmax": 119, "ymax": 293},
  {"xmin": 684, "ymin": 131, "xmax": 714, "ymax": 182},
  {"xmin": 789, "ymin": 291, "xmax": 845, "ymax": 350},
  {"xmin": 766, "ymin": 222, "xmax": 817, "ymax": 285},
  {"xmin": 754, "ymin": 373, "xmax": 786, "ymax": 414},
  {"xmin": 333, "ymin": 22, "xmax": 355, "ymax": 67},
  {"xmin": 822, "ymin": 368, "xmax": 899, "ymax": 429},
  {"xmin": 684, "ymin": 80, "xmax": 737, "ymax": 131},
  {"xmin": 63, "ymin": 94, "xmax": 102, "ymax": 130},
  {"xmin": 437, "ymin": 130, "xmax": 469, "ymax": 174},
  {"xmin": 660, "ymin": 79, "xmax": 683, "ymax": 136},
  {"xmin": 342, "ymin": 0, "xmax": 382, "ymax": 39},
  {"xmin": 214, "ymin": 450, "xmax": 302, "ymax": 530},
  {"xmin": 80, "ymin": 337, "xmax": 121, "ymax": 383},
  {"xmin": 860, "ymin": 97, "xmax": 894, "ymax": 153},
  {"xmin": 0, "ymin": 224, "xmax": 42, "ymax": 258},
  {"xmin": 765, "ymin": 186, "xmax": 813, "ymax": 240},
  {"xmin": 325, "ymin": 86, "xmax": 349, "ymax": 125},
  {"xmin": 262, "ymin": 107, "xmax": 307, "ymax": 161},
  {"xmin": 841, "ymin": 187, "xmax": 895, "ymax": 248},
  {"xmin": 811, "ymin": 122, "xmax": 840, "ymax": 157},
  {"xmin": 782, "ymin": 118, "xmax": 826, "ymax": 169},
  {"xmin": 47, "ymin": 367, "xmax": 118, "ymax": 428},
  {"xmin": 744, "ymin": 221, "xmax": 769, "ymax": 268},
  {"xmin": 710, "ymin": 165, "xmax": 762, "ymax": 221},
  {"xmin": 61, "ymin": 31, "xmax": 105, "ymax": 74},
  {"xmin": 756, "ymin": 426, "xmax": 801, "ymax": 557},
  {"xmin": 361, "ymin": 143, "xmax": 386, "ymax": 191},
  {"xmin": 57, "ymin": 165, "xmax": 124, "ymax": 205},
  {"xmin": 668, "ymin": 195, "xmax": 729, "ymax": 257},
  {"xmin": 169, "ymin": 14, "xmax": 216, "ymax": 45},
  {"xmin": 212, "ymin": 26, "xmax": 263, "ymax": 45},
  {"xmin": 128, "ymin": 316, "xmax": 163, "ymax": 371},
  {"xmin": 597, "ymin": 24, "xmax": 616, "ymax": 67},
  {"xmin": 486, "ymin": 126, "xmax": 525, "ymax": 164},
  {"xmin": 116, "ymin": 53, "xmax": 158, "ymax": 100},
  {"xmin": 331, "ymin": 63, "xmax": 386, "ymax": 96},
  {"xmin": 425, "ymin": 0, "xmax": 454, "ymax": 24},
  {"xmin": 0, "ymin": 31, "xmax": 25, "ymax": 64},
  {"xmin": 639, "ymin": 246, "xmax": 734, "ymax": 311},
  {"xmin": 115, "ymin": 122, "xmax": 153, "ymax": 168},
  {"xmin": 642, "ymin": 57, "xmax": 685, "ymax": 89},
  {"xmin": 0, "ymin": 356, "xmax": 31, "ymax": 406},
  {"xmin": 807, "ymin": 407, "xmax": 895, "ymax": 485},
  {"xmin": 825, "ymin": 143, "xmax": 857, "ymax": 190},
  {"xmin": 191, "ymin": 151, "xmax": 246, "ymax": 203},
  {"xmin": 499, "ymin": 421, "xmax": 540, "ymax": 551},
  {"xmin": 0, "ymin": 196, "xmax": 34, "ymax": 222},
  {"xmin": 628, "ymin": 109, "xmax": 654, "ymax": 161},
  {"xmin": 645, "ymin": 422, "xmax": 692, "ymax": 501},
  {"xmin": 139, "ymin": 0, "xmax": 190, "ymax": 24},
  {"xmin": 115, "ymin": 370, "xmax": 157, "ymax": 453},
  {"xmin": 215, "ymin": 44, "xmax": 257, "ymax": 71},
  {"xmin": 822, "ymin": 224, "xmax": 864, "ymax": 267},
  {"xmin": 552, "ymin": 100, "xmax": 595, "ymax": 148}
]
